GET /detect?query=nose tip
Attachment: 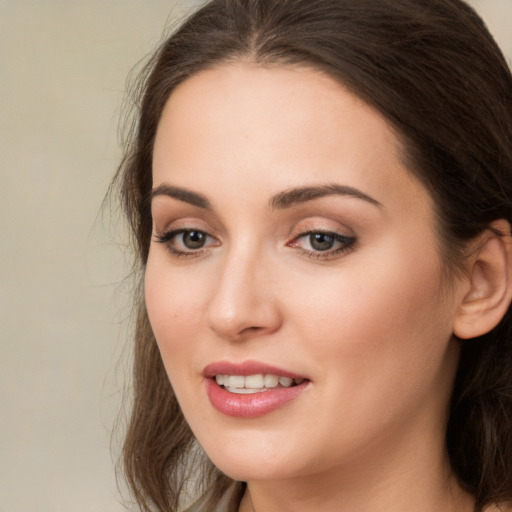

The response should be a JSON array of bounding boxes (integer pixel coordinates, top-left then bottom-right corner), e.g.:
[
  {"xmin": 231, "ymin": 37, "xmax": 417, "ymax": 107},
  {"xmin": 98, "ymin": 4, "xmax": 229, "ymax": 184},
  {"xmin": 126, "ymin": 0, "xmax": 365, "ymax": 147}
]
[
  {"xmin": 207, "ymin": 293, "xmax": 282, "ymax": 342},
  {"xmin": 208, "ymin": 308, "xmax": 273, "ymax": 341},
  {"xmin": 206, "ymin": 259, "xmax": 282, "ymax": 342}
]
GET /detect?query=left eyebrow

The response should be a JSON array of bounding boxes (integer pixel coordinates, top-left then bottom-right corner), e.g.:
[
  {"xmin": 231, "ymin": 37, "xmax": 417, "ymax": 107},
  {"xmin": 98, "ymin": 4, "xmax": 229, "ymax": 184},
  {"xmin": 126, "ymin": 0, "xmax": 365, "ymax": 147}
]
[{"xmin": 270, "ymin": 183, "xmax": 382, "ymax": 209}]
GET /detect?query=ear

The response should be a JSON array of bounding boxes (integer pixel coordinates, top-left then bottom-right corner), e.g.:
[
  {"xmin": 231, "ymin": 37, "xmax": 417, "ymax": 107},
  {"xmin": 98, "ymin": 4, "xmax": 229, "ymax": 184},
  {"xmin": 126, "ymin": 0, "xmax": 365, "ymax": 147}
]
[{"xmin": 453, "ymin": 219, "xmax": 512, "ymax": 339}]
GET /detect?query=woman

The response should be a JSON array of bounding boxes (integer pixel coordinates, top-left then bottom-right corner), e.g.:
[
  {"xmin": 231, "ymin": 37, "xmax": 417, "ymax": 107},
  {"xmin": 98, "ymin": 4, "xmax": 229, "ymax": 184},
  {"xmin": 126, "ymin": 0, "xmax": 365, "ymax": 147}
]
[{"xmin": 114, "ymin": 0, "xmax": 512, "ymax": 511}]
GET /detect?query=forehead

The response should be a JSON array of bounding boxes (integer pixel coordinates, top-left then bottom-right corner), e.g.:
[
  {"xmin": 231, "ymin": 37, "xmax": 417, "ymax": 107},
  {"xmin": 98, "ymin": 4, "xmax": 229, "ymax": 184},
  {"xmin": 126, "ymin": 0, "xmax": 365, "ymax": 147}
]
[
  {"xmin": 155, "ymin": 62, "xmax": 398, "ymax": 161},
  {"xmin": 152, "ymin": 63, "xmax": 429, "ymax": 215}
]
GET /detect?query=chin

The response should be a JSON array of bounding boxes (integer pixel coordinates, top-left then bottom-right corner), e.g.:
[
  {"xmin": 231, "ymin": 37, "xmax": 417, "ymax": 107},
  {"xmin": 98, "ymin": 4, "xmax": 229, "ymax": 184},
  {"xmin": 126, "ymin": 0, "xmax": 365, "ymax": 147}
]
[
  {"xmin": 203, "ymin": 444, "xmax": 283, "ymax": 481},
  {"xmin": 198, "ymin": 434, "xmax": 315, "ymax": 483},
  {"xmin": 213, "ymin": 459, "xmax": 294, "ymax": 483}
]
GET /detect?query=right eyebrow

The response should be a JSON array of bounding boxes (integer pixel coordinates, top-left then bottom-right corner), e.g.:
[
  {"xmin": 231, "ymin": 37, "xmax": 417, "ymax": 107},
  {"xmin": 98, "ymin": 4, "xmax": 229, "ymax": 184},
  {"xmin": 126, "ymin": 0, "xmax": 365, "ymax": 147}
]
[{"xmin": 151, "ymin": 183, "xmax": 212, "ymax": 209}]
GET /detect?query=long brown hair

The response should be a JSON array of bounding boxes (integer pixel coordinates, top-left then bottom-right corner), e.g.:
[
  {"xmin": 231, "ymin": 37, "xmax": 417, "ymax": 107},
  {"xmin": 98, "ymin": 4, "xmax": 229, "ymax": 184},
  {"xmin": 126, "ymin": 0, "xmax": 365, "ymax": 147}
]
[{"xmin": 113, "ymin": 1, "xmax": 512, "ymax": 510}]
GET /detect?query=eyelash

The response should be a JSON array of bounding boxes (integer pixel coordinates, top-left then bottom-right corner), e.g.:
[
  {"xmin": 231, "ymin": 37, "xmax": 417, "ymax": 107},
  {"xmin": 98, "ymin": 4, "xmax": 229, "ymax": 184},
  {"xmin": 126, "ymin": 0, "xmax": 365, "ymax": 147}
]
[
  {"xmin": 153, "ymin": 228, "xmax": 356, "ymax": 260},
  {"xmin": 154, "ymin": 229, "xmax": 216, "ymax": 258},
  {"xmin": 289, "ymin": 230, "xmax": 356, "ymax": 260}
]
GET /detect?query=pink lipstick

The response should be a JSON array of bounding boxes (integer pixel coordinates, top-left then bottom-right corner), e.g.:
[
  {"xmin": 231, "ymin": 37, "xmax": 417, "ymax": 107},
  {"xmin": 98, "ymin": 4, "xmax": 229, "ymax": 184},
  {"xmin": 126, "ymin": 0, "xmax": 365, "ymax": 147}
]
[{"xmin": 203, "ymin": 360, "xmax": 310, "ymax": 418}]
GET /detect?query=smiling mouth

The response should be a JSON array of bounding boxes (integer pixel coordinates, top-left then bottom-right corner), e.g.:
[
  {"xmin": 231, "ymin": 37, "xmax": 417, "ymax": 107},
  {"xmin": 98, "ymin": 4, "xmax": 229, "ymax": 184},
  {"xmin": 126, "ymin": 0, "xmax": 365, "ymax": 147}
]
[{"xmin": 214, "ymin": 374, "xmax": 306, "ymax": 394}]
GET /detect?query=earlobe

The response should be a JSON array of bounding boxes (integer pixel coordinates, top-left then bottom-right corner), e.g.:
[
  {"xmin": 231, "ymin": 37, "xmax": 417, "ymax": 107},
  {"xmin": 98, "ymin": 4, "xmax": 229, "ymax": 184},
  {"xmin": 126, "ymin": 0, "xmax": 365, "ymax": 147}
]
[{"xmin": 453, "ymin": 219, "xmax": 512, "ymax": 340}]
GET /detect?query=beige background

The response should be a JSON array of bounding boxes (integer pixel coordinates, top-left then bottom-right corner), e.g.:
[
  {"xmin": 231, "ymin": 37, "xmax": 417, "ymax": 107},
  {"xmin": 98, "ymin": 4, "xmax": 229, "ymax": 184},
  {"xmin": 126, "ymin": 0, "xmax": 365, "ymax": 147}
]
[{"xmin": 0, "ymin": 1, "xmax": 510, "ymax": 511}]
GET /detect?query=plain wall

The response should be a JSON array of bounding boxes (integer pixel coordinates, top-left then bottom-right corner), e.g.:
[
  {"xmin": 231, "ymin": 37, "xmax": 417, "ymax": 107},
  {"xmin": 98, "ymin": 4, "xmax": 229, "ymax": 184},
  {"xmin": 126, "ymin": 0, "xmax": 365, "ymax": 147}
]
[
  {"xmin": 0, "ymin": 2, "xmax": 201, "ymax": 511},
  {"xmin": 0, "ymin": 1, "xmax": 510, "ymax": 511}
]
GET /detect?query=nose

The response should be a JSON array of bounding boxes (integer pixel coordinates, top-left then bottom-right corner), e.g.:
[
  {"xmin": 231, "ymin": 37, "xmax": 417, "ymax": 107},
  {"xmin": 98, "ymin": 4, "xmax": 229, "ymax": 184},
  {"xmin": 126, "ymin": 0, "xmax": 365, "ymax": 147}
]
[{"xmin": 207, "ymin": 249, "xmax": 282, "ymax": 342}]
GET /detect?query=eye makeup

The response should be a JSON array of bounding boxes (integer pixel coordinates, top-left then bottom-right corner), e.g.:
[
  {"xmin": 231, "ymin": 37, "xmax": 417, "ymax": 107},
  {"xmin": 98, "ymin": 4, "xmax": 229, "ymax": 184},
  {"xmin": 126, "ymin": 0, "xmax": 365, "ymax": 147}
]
[
  {"xmin": 287, "ymin": 230, "xmax": 357, "ymax": 260},
  {"xmin": 153, "ymin": 226, "xmax": 357, "ymax": 262},
  {"xmin": 154, "ymin": 229, "xmax": 219, "ymax": 258}
]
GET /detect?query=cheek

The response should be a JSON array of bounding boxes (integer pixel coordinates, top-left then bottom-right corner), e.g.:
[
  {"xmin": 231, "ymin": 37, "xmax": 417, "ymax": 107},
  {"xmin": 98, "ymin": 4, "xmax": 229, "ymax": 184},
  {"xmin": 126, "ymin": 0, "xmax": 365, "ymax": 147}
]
[
  {"xmin": 289, "ymin": 241, "xmax": 456, "ymax": 409},
  {"xmin": 295, "ymin": 247, "xmax": 449, "ymax": 337},
  {"xmin": 144, "ymin": 255, "xmax": 209, "ymax": 380}
]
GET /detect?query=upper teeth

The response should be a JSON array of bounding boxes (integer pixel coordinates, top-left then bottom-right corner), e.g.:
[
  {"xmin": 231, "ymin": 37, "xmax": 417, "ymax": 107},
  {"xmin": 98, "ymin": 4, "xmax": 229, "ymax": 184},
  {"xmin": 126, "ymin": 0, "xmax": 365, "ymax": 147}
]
[{"xmin": 215, "ymin": 374, "xmax": 303, "ymax": 390}]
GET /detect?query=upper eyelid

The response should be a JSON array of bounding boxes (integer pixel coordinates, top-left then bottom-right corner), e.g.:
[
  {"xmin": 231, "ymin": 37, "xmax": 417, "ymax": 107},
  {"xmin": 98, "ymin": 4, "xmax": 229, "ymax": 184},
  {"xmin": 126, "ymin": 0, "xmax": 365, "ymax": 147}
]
[
  {"xmin": 154, "ymin": 225, "xmax": 353, "ymax": 241},
  {"xmin": 295, "ymin": 228, "xmax": 349, "ymax": 236},
  {"xmin": 151, "ymin": 202, "xmax": 357, "ymax": 233},
  {"xmin": 289, "ymin": 220, "xmax": 355, "ymax": 239},
  {"xmin": 156, "ymin": 228, "xmax": 217, "ymax": 241},
  {"xmin": 291, "ymin": 230, "xmax": 356, "ymax": 245},
  {"xmin": 153, "ymin": 219, "xmax": 219, "ymax": 236},
  {"xmin": 153, "ymin": 212, "xmax": 357, "ymax": 241}
]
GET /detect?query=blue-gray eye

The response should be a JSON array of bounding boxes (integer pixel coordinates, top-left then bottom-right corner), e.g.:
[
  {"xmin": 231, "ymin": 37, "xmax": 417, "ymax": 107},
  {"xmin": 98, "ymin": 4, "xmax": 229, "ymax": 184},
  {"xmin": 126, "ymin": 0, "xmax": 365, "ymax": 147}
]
[{"xmin": 309, "ymin": 233, "xmax": 335, "ymax": 251}]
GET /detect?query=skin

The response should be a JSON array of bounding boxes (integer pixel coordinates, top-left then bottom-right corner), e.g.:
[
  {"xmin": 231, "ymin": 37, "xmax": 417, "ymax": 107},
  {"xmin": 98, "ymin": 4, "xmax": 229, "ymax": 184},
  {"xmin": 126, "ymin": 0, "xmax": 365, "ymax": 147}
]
[{"xmin": 146, "ymin": 63, "xmax": 477, "ymax": 511}]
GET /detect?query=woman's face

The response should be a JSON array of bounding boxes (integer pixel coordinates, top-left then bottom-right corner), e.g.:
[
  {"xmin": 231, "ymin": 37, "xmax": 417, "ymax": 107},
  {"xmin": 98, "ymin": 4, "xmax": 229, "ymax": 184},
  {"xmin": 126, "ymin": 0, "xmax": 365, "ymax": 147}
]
[{"xmin": 146, "ymin": 64, "xmax": 465, "ymax": 483}]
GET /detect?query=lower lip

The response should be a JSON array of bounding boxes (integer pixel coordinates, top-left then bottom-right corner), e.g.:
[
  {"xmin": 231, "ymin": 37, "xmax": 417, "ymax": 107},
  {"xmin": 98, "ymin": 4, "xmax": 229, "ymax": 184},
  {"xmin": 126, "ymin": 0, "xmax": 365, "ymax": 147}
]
[{"xmin": 205, "ymin": 378, "xmax": 308, "ymax": 418}]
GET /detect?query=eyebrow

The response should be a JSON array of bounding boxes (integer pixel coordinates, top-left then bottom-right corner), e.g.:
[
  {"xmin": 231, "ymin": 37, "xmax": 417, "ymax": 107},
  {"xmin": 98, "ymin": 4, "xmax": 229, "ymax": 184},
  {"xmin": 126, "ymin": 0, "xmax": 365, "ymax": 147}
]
[
  {"xmin": 270, "ymin": 184, "xmax": 382, "ymax": 209},
  {"xmin": 151, "ymin": 184, "xmax": 212, "ymax": 209},
  {"xmin": 150, "ymin": 182, "xmax": 382, "ymax": 210}
]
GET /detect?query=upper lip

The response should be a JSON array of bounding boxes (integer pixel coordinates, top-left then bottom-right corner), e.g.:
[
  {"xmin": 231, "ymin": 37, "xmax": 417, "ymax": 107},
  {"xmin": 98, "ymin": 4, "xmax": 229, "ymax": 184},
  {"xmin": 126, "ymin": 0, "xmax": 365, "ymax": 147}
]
[{"xmin": 203, "ymin": 360, "xmax": 308, "ymax": 380}]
